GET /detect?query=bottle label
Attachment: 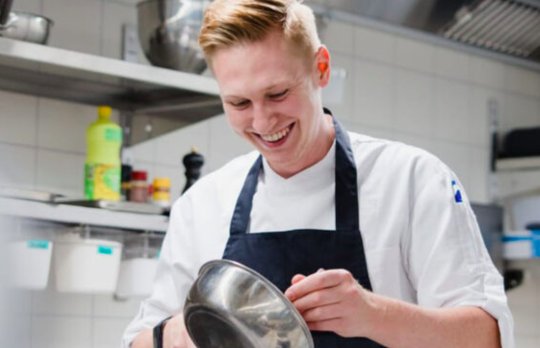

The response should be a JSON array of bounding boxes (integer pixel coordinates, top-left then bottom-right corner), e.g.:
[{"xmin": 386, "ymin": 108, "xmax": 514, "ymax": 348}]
[
  {"xmin": 85, "ymin": 163, "xmax": 121, "ymax": 201},
  {"xmin": 104, "ymin": 128, "xmax": 122, "ymax": 142}
]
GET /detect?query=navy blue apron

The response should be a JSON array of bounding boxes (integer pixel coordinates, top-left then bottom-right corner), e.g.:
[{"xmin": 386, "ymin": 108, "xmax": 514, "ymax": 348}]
[{"xmin": 222, "ymin": 117, "xmax": 384, "ymax": 347}]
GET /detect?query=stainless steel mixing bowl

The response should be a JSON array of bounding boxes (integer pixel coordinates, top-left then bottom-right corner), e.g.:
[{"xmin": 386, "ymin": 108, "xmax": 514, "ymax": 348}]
[
  {"xmin": 137, "ymin": 0, "xmax": 208, "ymax": 73},
  {"xmin": 184, "ymin": 259, "xmax": 314, "ymax": 348},
  {"xmin": 0, "ymin": 11, "xmax": 53, "ymax": 44}
]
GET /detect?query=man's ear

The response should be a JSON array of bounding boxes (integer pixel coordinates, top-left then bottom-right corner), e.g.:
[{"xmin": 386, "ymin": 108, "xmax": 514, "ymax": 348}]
[{"xmin": 314, "ymin": 45, "xmax": 331, "ymax": 87}]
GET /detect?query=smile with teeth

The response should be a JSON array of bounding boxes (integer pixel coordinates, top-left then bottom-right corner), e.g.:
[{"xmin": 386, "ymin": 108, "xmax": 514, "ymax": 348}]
[{"xmin": 260, "ymin": 125, "xmax": 292, "ymax": 143}]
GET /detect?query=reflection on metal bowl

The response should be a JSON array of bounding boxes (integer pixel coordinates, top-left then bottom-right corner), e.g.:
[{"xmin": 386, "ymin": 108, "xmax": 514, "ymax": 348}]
[
  {"xmin": 0, "ymin": 12, "xmax": 53, "ymax": 44},
  {"xmin": 137, "ymin": 0, "xmax": 208, "ymax": 73},
  {"xmin": 184, "ymin": 259, "xmax": 314, "ymax": 348}
]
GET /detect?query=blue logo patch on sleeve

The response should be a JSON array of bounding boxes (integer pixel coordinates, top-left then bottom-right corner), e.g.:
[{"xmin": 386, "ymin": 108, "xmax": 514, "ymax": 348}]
[{"xmin": 452, "ymin": 180, "xmax": 463, "ymax": 203}]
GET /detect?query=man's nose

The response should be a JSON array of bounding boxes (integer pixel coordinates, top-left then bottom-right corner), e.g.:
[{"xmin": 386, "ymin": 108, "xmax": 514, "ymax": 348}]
[{"xmin": 252, "ymin": 103, "xmax": 276, "ymax": 134}]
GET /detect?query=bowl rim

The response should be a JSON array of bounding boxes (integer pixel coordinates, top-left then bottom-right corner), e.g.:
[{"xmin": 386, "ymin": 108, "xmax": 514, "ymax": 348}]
[{"xmin": 188, "ymin": 259, "xmax": 314, "ymax": 347}]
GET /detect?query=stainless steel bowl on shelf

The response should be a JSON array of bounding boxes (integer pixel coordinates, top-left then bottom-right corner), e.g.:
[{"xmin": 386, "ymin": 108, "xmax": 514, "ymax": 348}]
[
  {"xmin": 137, "ymin": 0, "xmax": 208, "ymax": 73},
  {"xmin": 0, "ymin": 12, "xmax": 53, "ymax": 44},
  {"xmin": 184, "ymin": 259, "xmax": 314, "ymax": 348}
]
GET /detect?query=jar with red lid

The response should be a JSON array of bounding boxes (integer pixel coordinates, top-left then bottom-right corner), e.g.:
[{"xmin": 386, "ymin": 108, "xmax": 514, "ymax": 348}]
[{"xmin": 129, "ymin": 170, "xmax": 148, "ymax": 203}]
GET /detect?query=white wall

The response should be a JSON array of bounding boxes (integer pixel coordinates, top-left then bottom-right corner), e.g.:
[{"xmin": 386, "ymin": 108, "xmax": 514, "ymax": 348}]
[{"xmin": 1, "ymin": 0, "xmax": 540, "ymax": 347}]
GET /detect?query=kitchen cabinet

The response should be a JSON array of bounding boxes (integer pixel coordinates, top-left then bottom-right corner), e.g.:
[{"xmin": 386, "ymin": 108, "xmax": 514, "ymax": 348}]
[{"xmin": 0, "ymin": 37, "xmax": 223, "ymax": 145}]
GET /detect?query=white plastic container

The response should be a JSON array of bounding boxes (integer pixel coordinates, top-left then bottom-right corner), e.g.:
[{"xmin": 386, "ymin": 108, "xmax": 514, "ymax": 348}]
[
  {"xmin": 503, "ymin": 230, "xmax": 540, "ymax": 259},
  {"xmin": 54, "ymin": 234, "xmax": 122, "ymax": 294},
  {"xmin": 115, "ymin": 257, "xmax": 159, "ymax": 297},
  {"xmin": 6, "ymin": 239, "xmax": 53, "ymax": 290},
  {"xmin": 510, "ymin": 195, "xmax": 540, "ymax": 229}
]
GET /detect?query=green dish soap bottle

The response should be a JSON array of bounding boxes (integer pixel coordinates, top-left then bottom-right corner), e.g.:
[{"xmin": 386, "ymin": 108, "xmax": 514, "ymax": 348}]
[{"xmin": 84, "ymin": 106, "xmax": 122, "ymax": 201}]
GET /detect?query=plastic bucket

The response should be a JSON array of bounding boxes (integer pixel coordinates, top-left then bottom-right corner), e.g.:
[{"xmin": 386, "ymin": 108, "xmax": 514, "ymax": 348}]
[
  {"xmin": 115, "ymin": 257, "xmax": 159, "ymax": 297},
  {"xmin": 6, "ymin": 239, "xmax": 53, "ymax": 290},
  {"xmin": 54, "ymin": 234, "xmax": 122, "ymax": 293}
]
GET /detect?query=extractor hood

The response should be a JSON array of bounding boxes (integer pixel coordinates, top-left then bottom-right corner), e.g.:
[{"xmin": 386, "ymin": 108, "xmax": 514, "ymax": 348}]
[{"xmin": 309, "ymin": 0, "xmax": 540, "ymax": 65}]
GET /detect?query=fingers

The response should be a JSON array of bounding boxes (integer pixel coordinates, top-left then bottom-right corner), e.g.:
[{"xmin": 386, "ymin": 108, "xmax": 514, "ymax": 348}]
[
  {"xmin": 285, "ymin": 269, "xmax": 352, "ymax": 302},
  {"xmin": 302, "ymin": 302, "xmax": 342, "ymax": 322},
  {"xmin": 292, "ymin": 287, "xmax": 341, "ymax": 312},
  {"xmin": 306, "ymin": 317, "xmax": 343, "ymax": 333},
  {"xmin": 291, "ymin": 274, "xmax": 306, "ymax": 285}
]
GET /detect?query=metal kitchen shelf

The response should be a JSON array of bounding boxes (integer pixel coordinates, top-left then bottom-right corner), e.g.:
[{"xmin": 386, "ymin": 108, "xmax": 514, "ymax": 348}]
[
  {"xmin": 495, "ymin": 157, "xmax": 540, "ymax": 171},
  {"xmin": 0, "ymin": 197, "xmax": 168, "ymax": 233},
  {"xmin": 0, "ymin": 37, "xmax": 223, "ymax": 124}
]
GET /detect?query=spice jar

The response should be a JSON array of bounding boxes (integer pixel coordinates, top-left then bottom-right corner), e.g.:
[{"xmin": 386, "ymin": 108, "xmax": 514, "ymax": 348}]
[
  {"xmin": 129, "ymin": 170, "xmax": 148, "ymax": 203},
  {"xmin": 152, "ymin": 177, "xmax": 171, "ymax": 207}
]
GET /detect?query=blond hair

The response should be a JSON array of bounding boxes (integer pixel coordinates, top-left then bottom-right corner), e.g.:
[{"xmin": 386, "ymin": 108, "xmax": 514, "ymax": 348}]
[{"xmin": 199, "ymin": 0, "xmax": 320, "ymax": 63}]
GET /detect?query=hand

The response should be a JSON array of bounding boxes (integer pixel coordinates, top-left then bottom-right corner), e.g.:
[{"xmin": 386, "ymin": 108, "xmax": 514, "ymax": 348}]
[
  {"xmin": 284, "ymin": 269, "xmax": 375, "ymax": 338},
  {"xmin": 163, "ymin": 314, "xmax": 197, "ymax": 348}
]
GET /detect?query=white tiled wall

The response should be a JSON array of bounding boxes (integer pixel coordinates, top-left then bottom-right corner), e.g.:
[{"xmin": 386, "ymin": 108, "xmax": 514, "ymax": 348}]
[
  {"xmin": 1, "ymin": 0, "xmax": 540, "ymax": 347},
  {"xmin": 506, "ymin": 260, "xmax": 540, "ymax": 347},
  {"xmin": 353, "ymin": 60, "xmax": 395, "ymax": 128}
]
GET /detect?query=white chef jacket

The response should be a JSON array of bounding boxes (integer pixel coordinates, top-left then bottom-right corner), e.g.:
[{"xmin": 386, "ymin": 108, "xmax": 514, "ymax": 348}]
[{"xmin": 122, "ymin": 132, "xmax": 514, "ymax": 347}]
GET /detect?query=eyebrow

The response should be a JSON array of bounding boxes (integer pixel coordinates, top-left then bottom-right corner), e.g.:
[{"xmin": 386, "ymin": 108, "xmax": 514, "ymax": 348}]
[
  {"xmin": 223, "ymin": 85, "xmax": 287, "ymax": 100},
  {"xmin": 223, "ymin": 78, "xmax": 302, "ymax": 100},
  {"xmin": 263, "ymin": 83, "xmax": 285, "ymax": 91}
]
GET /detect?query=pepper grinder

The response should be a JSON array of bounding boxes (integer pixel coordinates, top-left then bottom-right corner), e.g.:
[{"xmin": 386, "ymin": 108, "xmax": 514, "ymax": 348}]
[{"xmin": 182, "ymin": 147, "xmax": 204, "ymax": 194}]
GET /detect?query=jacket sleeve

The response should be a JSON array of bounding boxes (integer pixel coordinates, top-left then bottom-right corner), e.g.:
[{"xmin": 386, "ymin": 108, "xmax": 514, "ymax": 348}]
[
  {"xmin": 405, "ymin": 160, "xmax": 515, "ymax": 348},
  {"xmin": 121, "ymin": 195, "xmax": 199, "ymax": 348}
]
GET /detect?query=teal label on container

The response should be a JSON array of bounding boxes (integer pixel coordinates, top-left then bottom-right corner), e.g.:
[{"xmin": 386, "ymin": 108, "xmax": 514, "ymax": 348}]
[
  {"xmin": 27, "ymin": 240, "xmax": 49, "ymax": 250},
  {"xmin": 97, "ymin": 245, "xmax": 113, "ymax": 255},
  {"xmin": 104, "ymin": 128, "xmax": 122, "ymax": 142}
]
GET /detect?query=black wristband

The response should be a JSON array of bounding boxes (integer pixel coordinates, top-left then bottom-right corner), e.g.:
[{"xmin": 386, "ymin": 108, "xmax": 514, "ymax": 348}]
[{"xmin": 153, "ymin": 316, "xmax": 172, "ymax": 348}]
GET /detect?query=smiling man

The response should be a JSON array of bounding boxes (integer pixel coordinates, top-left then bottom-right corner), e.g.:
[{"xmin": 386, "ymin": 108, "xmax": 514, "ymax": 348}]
[
  {"xmin": 213, "ymin": 29, "xmax": 334, "ymax": 178},
  {"xmin": 123, "ymin": 1, "xmax": 514, "ymax": 347}
]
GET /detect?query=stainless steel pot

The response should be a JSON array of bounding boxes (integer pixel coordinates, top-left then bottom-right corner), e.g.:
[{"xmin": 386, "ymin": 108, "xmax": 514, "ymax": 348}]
[
  {"xmin": 0, "ymin": 0, "xmax": 53, "ymax": 44},
  {"xmin": 184, "ymin": 259, "xmax": 314, "ymax": 348},
  {"xmin": 137, "ymin": 0, "xmax": 208, "ymax": 73}
]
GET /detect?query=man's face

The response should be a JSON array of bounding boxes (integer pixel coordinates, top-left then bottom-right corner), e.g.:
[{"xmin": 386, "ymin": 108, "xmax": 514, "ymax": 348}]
[{"xmin": 211, "ymin": 30, "xmax": 331, "ymax": 176}]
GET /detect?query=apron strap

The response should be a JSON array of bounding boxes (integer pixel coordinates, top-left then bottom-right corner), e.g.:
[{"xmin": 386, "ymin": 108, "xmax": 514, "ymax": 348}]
[
  {"xmin": 229, "ymin": 156, "xmax": 263, "ymax": 235},
  {"xmin": 333, "ymin": 118, "xmax": 360, "ymax": 231}
]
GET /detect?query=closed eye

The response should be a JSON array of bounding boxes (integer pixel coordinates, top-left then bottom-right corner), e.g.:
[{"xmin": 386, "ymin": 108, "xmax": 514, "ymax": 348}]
[
  {"xmin": 268, "ymin": 89, "xmax": 289, "ymax": 100},
  {"xmin": 228, "ymin": 99, "xmax": 250, "ymax": 109}
]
